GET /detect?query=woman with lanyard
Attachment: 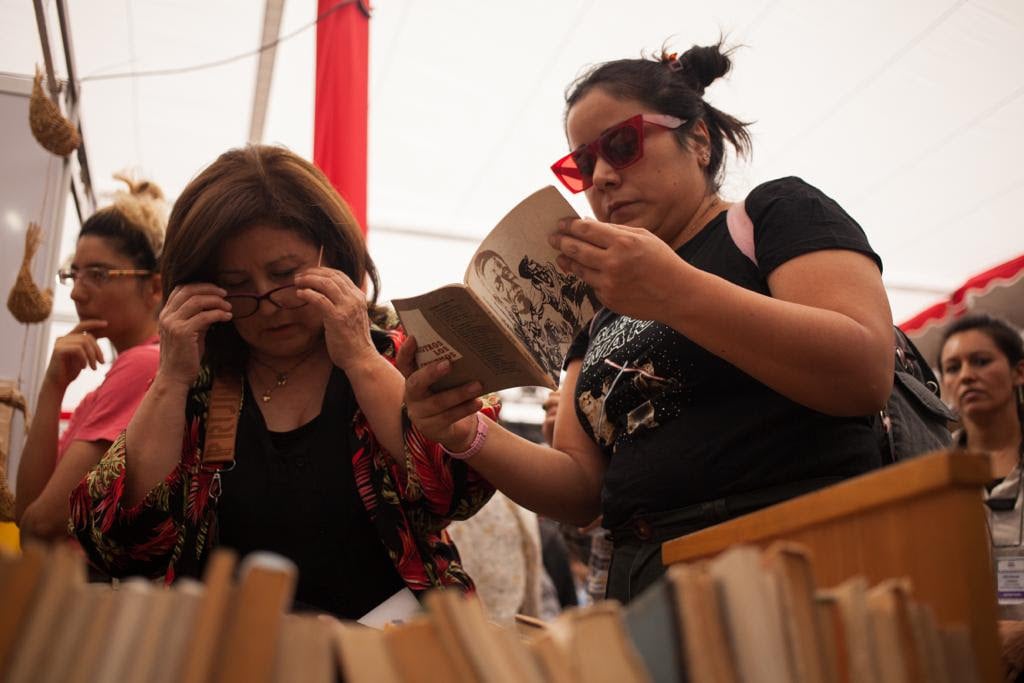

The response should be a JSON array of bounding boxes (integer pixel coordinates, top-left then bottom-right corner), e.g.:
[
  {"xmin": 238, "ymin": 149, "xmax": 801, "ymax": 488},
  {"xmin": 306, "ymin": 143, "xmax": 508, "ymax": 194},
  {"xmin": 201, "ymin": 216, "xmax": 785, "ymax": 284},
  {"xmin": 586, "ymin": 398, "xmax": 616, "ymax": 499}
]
[
  {"xmin": 16, "ymin": 177, "xmax": 164, "ymax": 544},
  {"xmin": 71, "ymin": 146, "xmax": 497, "ymax": 619},
  {"xmin": 400, "ymin": 40, "xmax": 893, "ymax": 603},
  {"xmin": 938, "ymin": 313, "xmax": 1024, "ymax": 679}
]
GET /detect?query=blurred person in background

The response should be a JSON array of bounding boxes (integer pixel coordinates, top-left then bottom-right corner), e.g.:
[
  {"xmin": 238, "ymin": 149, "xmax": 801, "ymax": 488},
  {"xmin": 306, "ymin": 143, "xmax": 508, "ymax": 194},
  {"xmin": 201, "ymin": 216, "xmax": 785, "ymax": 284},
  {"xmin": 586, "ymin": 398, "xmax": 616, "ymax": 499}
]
[
  {"xmin": 938, "ymin": 313, "xmax": 1024, "ymax": 681},
  {"xmin": 447, "ymin": 490, "xmax": 547, "ymax": 625},
  {"xmin": 16, "ymin": 176, "xmax": 165, "ymax": 544},
  {"xmin": 541, "ymin": 388, "xmax": 609, "ymax": 605}
]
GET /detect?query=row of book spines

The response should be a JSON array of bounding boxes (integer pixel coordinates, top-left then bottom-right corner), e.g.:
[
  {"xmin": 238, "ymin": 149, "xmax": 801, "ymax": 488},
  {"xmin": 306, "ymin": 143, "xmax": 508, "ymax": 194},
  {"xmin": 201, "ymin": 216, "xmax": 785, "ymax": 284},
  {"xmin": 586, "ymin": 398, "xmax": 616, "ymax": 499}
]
[
  {"xmin": 0, "ymin": 540, "xmax": 982, "ymax": 683},
  {"xmin": 617, "ymin": 542, "xmax": 981, "ymax": 683},
  {"xmin": 0, "ymin": 545, "xmax": 296, "ymax": 683},
  {"xmin": 330, "ymin": 543, "xmax": 982, "ymax": 683},
  {"xmin": 0, "ymin": 541, "xmax": 550, "ymax": 683}
]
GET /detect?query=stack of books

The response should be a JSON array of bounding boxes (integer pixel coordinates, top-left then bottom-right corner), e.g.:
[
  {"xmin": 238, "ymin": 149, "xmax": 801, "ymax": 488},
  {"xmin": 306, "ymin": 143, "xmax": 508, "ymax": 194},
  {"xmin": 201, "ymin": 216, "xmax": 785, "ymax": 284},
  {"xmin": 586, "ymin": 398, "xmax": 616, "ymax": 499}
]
[
  {"xmin": 617, "ymin": 542, "xmax": 979, "ymax": 683},
  {"xmin": 1, "ymin": 538, "xmax": 982, "ymax": 682}
]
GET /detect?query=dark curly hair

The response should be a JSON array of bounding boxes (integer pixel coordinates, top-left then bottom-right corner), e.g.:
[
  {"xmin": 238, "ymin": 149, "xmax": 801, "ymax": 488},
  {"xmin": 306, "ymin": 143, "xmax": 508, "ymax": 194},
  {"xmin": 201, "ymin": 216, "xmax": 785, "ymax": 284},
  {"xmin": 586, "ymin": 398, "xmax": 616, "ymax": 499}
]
[{"xmin": 564, "ymin": 40, "xmax": 752, "ymax": 191}]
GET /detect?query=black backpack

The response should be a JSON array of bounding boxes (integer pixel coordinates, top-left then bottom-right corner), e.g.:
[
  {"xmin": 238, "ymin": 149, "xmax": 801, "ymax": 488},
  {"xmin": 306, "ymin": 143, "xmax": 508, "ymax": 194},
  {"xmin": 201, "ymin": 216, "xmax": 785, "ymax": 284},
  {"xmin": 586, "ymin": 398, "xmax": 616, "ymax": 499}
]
[{"xmin": 725, "ymin": 200, "xmax": 954, "ymax": 464}]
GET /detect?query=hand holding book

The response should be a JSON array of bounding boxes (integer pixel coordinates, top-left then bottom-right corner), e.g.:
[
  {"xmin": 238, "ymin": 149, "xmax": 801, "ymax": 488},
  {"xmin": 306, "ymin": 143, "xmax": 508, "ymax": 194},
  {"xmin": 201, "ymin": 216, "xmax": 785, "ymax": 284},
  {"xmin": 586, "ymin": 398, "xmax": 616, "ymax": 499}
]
[
  {"xmin": 548, "ymin": 215, "xmax": 692, "ymax": 324},
  {"xmin": 395, "ymin": 341, "xmax": 485, "ymax": 455},
  {"xmin": 392, "ymin": 186, "xmax": 598, "ymax": 395}
]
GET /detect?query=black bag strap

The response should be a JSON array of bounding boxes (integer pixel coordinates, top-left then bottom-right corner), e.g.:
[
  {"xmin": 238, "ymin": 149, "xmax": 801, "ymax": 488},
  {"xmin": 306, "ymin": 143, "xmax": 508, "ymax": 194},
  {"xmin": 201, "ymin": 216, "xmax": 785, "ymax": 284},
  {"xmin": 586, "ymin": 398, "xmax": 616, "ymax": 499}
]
[{"xmin": 893, "ymin": 326, "xmax": 941, "ymax": 395}]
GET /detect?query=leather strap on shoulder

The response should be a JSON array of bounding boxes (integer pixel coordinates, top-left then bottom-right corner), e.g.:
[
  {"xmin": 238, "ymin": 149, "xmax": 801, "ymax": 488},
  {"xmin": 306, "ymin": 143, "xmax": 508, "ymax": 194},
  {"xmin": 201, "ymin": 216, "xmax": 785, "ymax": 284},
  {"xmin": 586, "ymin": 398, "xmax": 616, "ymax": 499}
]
[{"xmin": 204, "ymin": 373, "xmax": 243, "ymax": 467}]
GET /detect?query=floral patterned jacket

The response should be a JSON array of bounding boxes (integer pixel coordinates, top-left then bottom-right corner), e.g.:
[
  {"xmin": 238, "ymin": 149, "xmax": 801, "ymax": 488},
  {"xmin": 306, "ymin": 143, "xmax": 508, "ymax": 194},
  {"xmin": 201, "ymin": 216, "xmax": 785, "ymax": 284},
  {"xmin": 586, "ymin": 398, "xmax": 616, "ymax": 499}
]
[{"xmin": 70, "ymin": 328, "xmax": 498, "ymax": 593}]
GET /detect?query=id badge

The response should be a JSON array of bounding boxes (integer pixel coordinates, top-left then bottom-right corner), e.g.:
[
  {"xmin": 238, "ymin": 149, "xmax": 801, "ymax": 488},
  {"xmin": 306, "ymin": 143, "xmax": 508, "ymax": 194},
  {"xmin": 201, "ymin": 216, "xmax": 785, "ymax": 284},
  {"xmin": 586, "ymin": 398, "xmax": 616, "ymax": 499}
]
[{"xmin": 997, "ymin": 557, "xmax": 1024, "ymax": 604}]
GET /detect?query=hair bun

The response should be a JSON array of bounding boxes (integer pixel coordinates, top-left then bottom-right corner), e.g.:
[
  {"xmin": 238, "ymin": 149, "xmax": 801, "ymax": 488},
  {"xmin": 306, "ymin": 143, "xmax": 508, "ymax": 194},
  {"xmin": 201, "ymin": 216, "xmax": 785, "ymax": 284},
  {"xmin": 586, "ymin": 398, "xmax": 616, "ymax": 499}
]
[
  {"xmin": 666, "ymin": 42, "xmax": 733, "ymax": 96},
  {"xmin": 113, "ymin": 172, "xmax": 165, "ymax": 202},
  {"xmin": 110, "ymin": 173, "xmax": 168, "ymax": 258}
]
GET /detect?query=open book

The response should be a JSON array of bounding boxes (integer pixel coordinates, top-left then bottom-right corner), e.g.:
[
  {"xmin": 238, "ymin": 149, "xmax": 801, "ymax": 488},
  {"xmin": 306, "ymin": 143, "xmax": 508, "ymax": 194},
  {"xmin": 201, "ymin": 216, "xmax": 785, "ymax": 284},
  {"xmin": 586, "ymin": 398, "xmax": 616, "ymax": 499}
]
[{"xmin": 392, "ymin": 186, "xmax": 599, "ymax": 393}]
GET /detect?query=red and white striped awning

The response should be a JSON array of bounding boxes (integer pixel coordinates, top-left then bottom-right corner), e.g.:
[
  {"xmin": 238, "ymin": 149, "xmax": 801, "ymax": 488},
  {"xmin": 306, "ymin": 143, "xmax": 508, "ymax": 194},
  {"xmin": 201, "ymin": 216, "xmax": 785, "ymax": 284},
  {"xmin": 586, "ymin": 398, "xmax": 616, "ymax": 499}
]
[{"xmin": 900, "ymin": 254, "xmax": 1024, "ymax": 367}]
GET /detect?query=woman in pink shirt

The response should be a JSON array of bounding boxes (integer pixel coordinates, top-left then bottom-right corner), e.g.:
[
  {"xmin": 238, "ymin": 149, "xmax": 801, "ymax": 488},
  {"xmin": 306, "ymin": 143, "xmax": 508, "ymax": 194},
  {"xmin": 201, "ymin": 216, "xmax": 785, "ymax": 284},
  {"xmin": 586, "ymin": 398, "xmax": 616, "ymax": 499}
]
[{"xmin": 15, "ymin": 177, "xmax": 165, "ymax": 543}]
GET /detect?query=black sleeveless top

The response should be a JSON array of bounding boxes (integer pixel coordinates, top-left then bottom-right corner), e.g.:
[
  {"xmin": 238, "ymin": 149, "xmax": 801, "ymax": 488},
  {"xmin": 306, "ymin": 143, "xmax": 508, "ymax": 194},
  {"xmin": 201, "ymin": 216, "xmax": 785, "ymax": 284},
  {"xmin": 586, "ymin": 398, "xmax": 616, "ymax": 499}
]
[{"xmin": 216, "ymin": 367, "xmax": 405, "ymax": 618}]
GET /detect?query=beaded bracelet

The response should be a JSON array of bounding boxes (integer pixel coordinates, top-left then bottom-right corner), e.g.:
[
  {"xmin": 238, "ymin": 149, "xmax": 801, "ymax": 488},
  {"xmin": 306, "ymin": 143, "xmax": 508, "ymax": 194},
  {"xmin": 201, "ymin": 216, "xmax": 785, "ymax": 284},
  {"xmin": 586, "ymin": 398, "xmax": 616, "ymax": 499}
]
[{"xmin": 442, "ymin": 412, "xmax": 488, "ymax": 460}]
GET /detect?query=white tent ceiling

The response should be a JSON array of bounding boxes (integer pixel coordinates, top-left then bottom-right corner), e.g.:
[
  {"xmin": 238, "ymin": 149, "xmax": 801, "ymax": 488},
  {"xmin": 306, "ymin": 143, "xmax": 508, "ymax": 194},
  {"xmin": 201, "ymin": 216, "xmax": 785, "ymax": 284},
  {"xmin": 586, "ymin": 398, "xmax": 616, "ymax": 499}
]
[{"xmin": 2, "ymin": 0, "xmax": 1023, "ymax": 325}]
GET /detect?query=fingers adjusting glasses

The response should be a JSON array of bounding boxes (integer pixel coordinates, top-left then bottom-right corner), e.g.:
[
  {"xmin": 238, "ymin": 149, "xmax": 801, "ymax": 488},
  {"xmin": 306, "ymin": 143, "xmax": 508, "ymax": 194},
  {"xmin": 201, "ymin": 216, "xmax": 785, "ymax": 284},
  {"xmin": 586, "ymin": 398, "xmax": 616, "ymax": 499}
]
[{"xmin": 224, "ymin": 284, "xmax": 307, "ymax": 320}]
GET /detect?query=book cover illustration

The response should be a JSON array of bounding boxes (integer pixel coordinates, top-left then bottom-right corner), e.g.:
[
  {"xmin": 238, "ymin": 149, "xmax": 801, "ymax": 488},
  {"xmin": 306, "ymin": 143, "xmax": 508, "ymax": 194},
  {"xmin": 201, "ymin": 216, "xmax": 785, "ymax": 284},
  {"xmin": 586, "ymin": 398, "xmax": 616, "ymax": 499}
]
[{"xmin": 392, "ymin": 186, "xmax": 599, "ymax": 393}]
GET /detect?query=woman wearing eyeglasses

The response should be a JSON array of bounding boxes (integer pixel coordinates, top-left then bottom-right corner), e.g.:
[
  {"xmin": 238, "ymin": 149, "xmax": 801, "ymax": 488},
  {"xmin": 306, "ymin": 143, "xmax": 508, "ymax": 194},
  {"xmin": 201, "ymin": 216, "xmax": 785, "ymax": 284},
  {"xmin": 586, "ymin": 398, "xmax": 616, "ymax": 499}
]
[
  {"xmin": 401, "ymin": 41, "xmax": 893, "ymax": 602},
  {"xmin": 16, "ymin": 177, "xmax": 165, "ymax": 543},
  {"xmin": 69, "ymin": 145, "xmax": 496, "ymax": 619}
]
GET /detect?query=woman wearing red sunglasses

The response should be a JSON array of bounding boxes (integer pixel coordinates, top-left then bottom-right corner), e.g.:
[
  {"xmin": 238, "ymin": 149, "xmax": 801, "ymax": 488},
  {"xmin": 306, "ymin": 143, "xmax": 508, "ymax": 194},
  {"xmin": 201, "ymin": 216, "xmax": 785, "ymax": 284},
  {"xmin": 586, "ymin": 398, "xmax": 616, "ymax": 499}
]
[{"xmin": 401, "ymin": 41, "xmax": 893, "ymax": 602}]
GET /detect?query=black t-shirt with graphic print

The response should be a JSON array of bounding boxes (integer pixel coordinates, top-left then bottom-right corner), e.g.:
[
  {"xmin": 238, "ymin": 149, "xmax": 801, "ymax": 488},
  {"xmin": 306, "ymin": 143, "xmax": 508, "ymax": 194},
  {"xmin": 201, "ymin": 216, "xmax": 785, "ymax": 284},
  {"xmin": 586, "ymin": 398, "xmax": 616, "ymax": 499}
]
[{"xmin": 567, "ymin": 177, "xmax": 884, "ymax": 530}]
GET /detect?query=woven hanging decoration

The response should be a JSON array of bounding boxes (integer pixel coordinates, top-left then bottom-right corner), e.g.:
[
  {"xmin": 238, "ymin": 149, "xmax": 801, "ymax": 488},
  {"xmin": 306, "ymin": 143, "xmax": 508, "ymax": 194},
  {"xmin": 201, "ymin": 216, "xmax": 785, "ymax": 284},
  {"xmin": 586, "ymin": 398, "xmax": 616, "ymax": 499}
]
[
  {"xmin": 29, "ymin": 67, "xmax": 80, "ymax": 157},
  {"xmin": 7, "ymin": 222, "xmax": 54, "ymax": 324},
  {"xmin": 0, "ymin": 381, "xmax": 30, "ymax": 522}
]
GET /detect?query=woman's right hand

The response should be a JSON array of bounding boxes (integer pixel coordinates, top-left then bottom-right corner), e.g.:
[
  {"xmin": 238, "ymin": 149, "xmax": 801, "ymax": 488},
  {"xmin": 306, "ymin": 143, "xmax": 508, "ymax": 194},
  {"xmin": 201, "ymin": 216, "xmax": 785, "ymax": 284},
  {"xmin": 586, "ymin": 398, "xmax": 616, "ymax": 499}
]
[
  {"xmin": 44, "ymin": 319, "xmax": 109, "ymax": 390},
  {"xmin": 549, "ymin": 217, "xmax": 687, "ymax": 321},
  {"xmin": 396, "ymin": 338, "xmax": 483, "ymax": 451},
  {"xmin": 158, "ymin": 284, "xmax": 233, "ymax": 386}
]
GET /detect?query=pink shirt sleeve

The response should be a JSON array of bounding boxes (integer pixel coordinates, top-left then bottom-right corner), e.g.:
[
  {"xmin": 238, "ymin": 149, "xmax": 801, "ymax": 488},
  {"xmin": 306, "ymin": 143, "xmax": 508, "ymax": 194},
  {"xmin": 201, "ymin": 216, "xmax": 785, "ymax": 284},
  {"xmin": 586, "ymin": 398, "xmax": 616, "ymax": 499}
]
[{"xmin": 58, "ymin": 342, "xmax": 159, "ymax": 459}]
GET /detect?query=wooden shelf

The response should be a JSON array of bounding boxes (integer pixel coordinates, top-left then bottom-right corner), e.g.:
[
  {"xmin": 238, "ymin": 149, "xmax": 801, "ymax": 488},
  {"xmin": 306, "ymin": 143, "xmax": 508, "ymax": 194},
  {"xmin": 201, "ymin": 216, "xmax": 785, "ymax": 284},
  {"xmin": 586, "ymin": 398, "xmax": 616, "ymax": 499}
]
[{"xmin": 662, "ymin": 450, "xmax": 999, "ymax": 682}]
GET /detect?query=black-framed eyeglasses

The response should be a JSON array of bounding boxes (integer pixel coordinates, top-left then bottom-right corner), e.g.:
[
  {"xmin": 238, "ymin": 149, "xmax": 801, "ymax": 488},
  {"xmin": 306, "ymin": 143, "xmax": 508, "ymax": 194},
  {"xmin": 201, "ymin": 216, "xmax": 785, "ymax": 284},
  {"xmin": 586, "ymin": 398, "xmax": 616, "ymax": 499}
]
[
  {"xmin": 57, "ymin": 266, "xmax": 152, "ymax": 287},
  {"xmin": 224, "ymin": 284, "xmax": 308, "ymax": 320}
]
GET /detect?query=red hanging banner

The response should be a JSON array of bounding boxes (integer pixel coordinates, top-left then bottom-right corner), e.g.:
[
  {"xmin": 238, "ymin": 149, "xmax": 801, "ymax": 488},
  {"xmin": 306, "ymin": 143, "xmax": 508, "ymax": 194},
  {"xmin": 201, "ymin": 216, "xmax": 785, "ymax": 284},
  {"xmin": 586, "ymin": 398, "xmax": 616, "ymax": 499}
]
[{"xmin": 314, "ymin": 0, "xmax": 371, "ymax": 234}]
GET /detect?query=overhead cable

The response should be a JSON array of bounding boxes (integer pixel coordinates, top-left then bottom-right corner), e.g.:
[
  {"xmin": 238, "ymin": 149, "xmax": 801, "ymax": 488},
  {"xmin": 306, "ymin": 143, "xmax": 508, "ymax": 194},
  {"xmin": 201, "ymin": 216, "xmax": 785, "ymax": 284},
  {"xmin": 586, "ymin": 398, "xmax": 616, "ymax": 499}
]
[{"xmin": 79, "ymin": 0, "xmax": 369, "ymax": 83}]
